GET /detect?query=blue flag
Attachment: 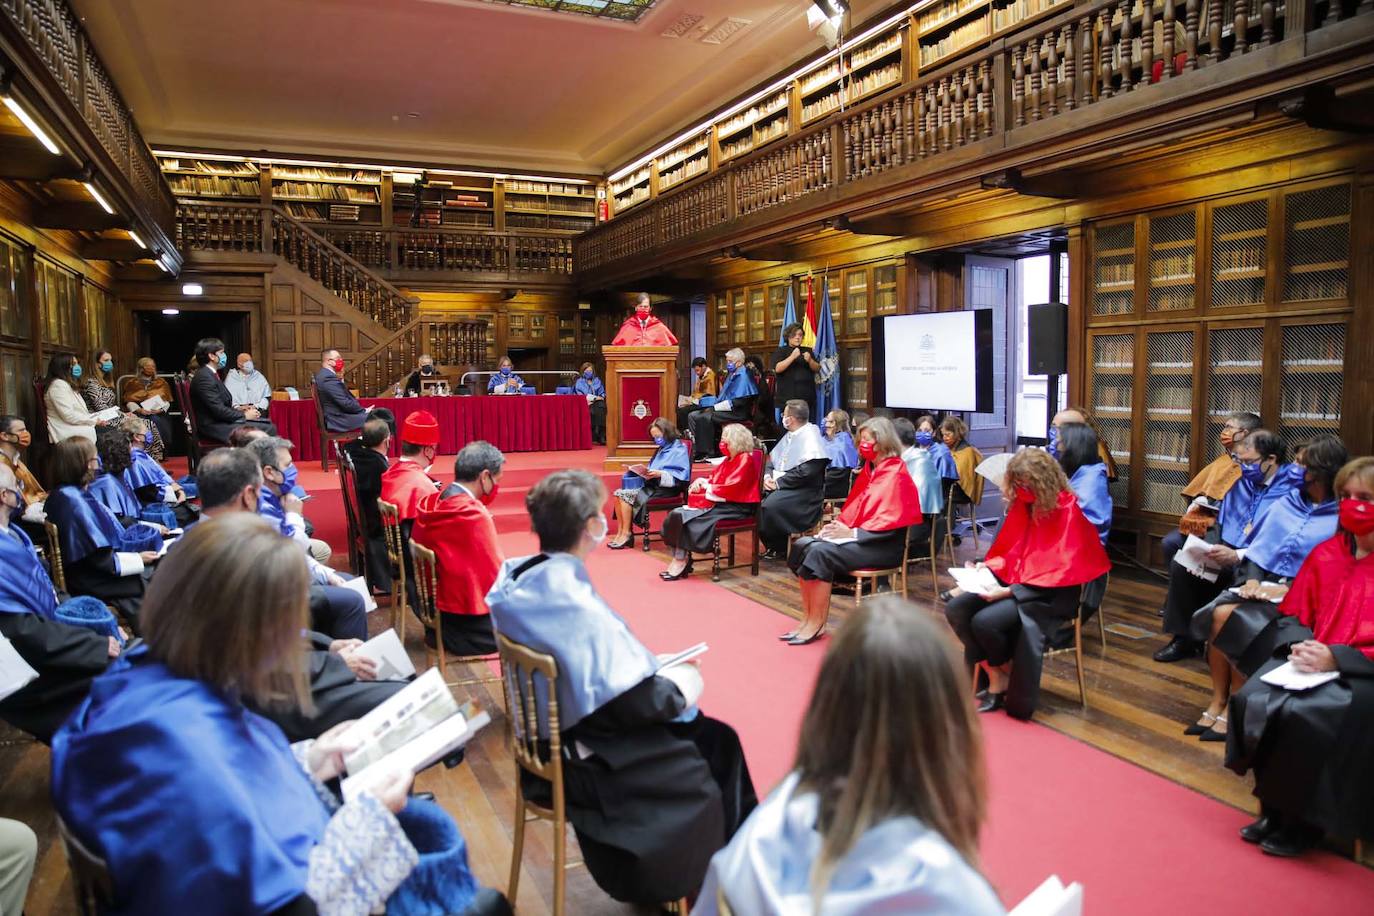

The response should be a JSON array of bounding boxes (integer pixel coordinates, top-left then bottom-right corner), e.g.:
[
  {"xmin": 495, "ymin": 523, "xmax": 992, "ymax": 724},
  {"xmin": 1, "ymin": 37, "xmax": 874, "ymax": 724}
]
[
  {"xmin": 814, "ymin": 278, "xmax": 841, "ymax": 417},
  {"xmin": 778, "ymin": 285, "xmax": 797, "ymax": 346}
]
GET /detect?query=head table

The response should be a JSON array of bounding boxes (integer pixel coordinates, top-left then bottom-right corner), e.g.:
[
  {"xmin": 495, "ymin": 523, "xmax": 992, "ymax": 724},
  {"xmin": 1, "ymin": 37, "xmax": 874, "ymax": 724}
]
[{"xmin": 268, "ymin": 394, "xmax": 592, "ymax": 462}]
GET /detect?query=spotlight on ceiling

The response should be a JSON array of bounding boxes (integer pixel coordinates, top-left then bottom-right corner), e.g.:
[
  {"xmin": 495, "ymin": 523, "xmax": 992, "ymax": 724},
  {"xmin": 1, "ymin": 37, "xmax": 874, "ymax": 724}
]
[
  {"xmin": 182, "ymin": 282, "xmax": 203, "ymax": 296},
  {"xmin": 161, "ymin": 308, "xmax": 180, "ymax": 316}
]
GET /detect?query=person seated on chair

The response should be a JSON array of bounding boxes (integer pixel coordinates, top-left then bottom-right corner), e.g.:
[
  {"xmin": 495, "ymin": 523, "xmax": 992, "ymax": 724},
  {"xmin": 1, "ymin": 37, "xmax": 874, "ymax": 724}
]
[
  {"xmin": 225, "ymin": 352, "xmax": 271, "ymax": 412},
  {"xmin": 1157, "ymin": 411, "xmax": 1261, "ymax": 571},
  {"xmin": 821, "ymin": 408, "xmax": 859, "ymax": 499},
  {"xmin": 1220, "ymin": 457, "xmax": 1374, "ymax": 859},
  {"xmin": 660, "ymin": 424, "xmax": 762, "ymax": 582},
  {"xmin": 51, "ymin": 514, "xmax": 506, "ymax": 916},
  {"xmin": 695, "ymin": 597, "xmax": 1003, "ymax": 916},
  {"xmin": 44, "ymin": 353, "xmax": 98, "ymax": 444},
  {"xmin": 315, "ymin": 348, "xmax": 394, "ymax": 435},
  {"xmin": 487, "ymin": 356, "xmax": 527, "ymax": 395},
  {"xmin": 245, "ymin": 436, "xmax": 368, "ymax": 642},
  {"xmin": 1056, "ymin": 405, "xmax": 1119, "ymax": 482},
  {"xmin": 786, "ymin": 417, "xmax": 922, "ymax": 646},
  {"xmin": 574, "ymin": 361, "xmax": 607, "ymax": 445},
  {"xmin": 190, "ymin": 337, "xmax": 276, "ymax": 444},
  {"xmin": 1048, "ymin": 421, "xmax": 1114, "ymax": 649},
  {"xmin": 118, "ymin": 415, "xmax": 198, "ymax": 528},
  {"xmin": 743, "ymin": 354, "xmax": 778, "ymax": 441},
  {"xmin": 916, "ymin": 413, "xmax": 959, "ymax": 485},
  {"xmin": 939, "ymin": 416, "xmax": 984, "ymax": 528},
  {"xmin": 1155, "ymin": 429, "xmax": 1297, "ymax": 663},
  {"xmin": 88, "ymin": 427, "xmax": 146, "ymax": 526},
  {"xmin": 44, "ymin": 438, "xmax": 163, "ymax": 631},
  {"xmin": 688, "ymin": 349, "xmax": 758, "ymax": 462},
  {"xmin": 381, "ymin": 411, "xmax": 443, "ymax": 603},
  {"xmin": 83, "ymin": 349, "xmax": 166, "ymax": 461},
  {"xmin": 610, "ymin": 292, "xmax": 679, "ymax": 347},
  {"xmin": 188, "ymin": 448, "xmax": 408, "ymax": 742},
  {"xmin": 403, "ymin": 353, "xmax": 439, "ymax": 395},
  {"xmin": 758, "ymin": 401, "xmax": 829, "ymax": 561},
  {"xmin": 412, "ymin": 441, "xmax": 505, "ymax": 656},
  {"xmin": 676, "ymin": 357, "xmax": 719, "ymax": 432},
  {"xmin": 1182, "ymin": 436, "xmax": 1346, "ymax": 743},
  {"xmin": 0, "ymin": 462, "xmax": 122, "ymax": 744},
  {"xmin": 943, "ymin": 449, "xmax": 1110, "ymax": 720},
  {"xmin": 607, "ymin": 416, "xmax": 691, "ymax": 550},
  {"xmin": 487, "ymin": 469, "xmax": 757, "ymax": 905},
  {"xmin": 0, "ymin": 414, "xmax": 47, "ymax": 540},
  {"xmin": 120, "ymin": 357, "xmax": 175, "ymax": 451},
  {"xmin": 344, "ymin": 418, "xmax": 394, "ymax": 595},
  {"xmin": 896, "ymin": 417, "xmax": 945, "ymax": 558}
]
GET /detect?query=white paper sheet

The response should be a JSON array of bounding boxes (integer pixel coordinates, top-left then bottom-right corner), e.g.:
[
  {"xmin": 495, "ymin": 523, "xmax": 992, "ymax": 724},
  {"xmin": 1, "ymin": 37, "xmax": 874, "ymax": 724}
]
[
  {"xmin": 338, "ymin": 574, "xmax": 378, "ymax": 612},
  {"xmin": 1259, "ymin": 660, "xmax": 1340, "ymax": 692},
  {"xmin": 655, "ymin": 643, "xmax": 708, "ymax": 673},
  {"xmin": 1010, "ymin": 875, "xmax": 1084, "ymax": 916},
  {"xmin": 0, "ymin": 635, "xmax": 38, "ymax": 702},
  {"xmin": 975, "ymin": 452, "xmax": 1014, "ymax": 489},
  {"xmin": 1176, "ymin": 534, "xmax": 1222, "ymax": 583},
  {"xmin": 355, "ymin": 628, "xmax": 416, "ymax": 682},
  {"xmin": 949, "ymin": 565, "xmax": 1002, "ymax": 596},
  {"xmin": 90, "ymin": 406, "xmax": 122, "ymax": 423}
]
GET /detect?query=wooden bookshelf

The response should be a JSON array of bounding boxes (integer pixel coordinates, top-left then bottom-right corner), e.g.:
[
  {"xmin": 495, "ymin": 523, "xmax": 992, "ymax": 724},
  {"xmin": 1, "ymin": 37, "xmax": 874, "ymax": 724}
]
[
  {"xmin": 504, "ymin": 178, "xmax": 596, "ymax": 233},
  {"xmin": 610, "ymin": 166, "xmax": 651, "ymax": 214},
  {"xmin": 656, "ymin": 132, "xmax": 711, "ymax": 193}
]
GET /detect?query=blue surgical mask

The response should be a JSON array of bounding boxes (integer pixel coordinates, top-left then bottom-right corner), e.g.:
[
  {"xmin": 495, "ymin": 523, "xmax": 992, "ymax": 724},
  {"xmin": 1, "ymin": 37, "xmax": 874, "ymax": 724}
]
[
  {"xmin": 1279, "ymin": 463, "xmax": 1308, "ymax": 488},
  {"xmin": 70, "ymin": 364, "xmax": 83, "ymax": 379},
  {"xmin": 725, "ymin": 360, "xmax": 736, "ymax": 371},
  {"xmin": 653, "ymin": 436, "xmax": 666, "ymax": 447},
  {"xmin": 1239, "ymin": 460, "xmax": 1266, "ymax": 484},
  {"xmin": 500, "ymin": 366, "xmax": 512, "ymax": 376},
  {"xmin": 100, "ymin": 360, "xmax": 113, "ymax": 373},
  {"xmin": 916, "ymin": 431, "xmax": 934, "ymax": 447},
  {"xmin": 217, "ymin": 352, "xmax": 228, "ymax": 368},
  {"xmin": 143, "ymin": 428, "xmax": 153, "ymax": 446},
  {"xmin": 279, "ymin": 464, "xmax": 299, "ymax": 494},
  {"xmin": 583, "ymin": 369, "xmax": 594, "ymax": 379},
  {"xmin": 242, "ymin": 361, "xmax": 255, "ymax": 374},
  {"xmin": 1046, "ymin": 425, "xmax": 1060, "ymax": 459}
]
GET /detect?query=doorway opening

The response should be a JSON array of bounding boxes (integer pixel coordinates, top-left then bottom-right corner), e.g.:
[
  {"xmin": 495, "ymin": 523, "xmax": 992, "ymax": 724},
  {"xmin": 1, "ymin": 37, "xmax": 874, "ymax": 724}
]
[{"xmin": 136, "ymin": 310, "xmax": 249, "ymax": 376}]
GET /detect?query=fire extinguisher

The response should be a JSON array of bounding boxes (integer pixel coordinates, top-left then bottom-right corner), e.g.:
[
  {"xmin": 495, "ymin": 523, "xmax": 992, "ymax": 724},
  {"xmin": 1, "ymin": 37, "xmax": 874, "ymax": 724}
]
[{"xmin": 597, "ymin": 198, "xmax": 610, "ymax": 222}]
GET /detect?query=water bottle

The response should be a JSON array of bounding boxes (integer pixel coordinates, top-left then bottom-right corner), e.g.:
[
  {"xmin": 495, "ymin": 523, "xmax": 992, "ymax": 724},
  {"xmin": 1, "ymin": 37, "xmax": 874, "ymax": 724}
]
[{"xmin": 394, "ymin": 382, "xmax": 402, "ymax": 398}]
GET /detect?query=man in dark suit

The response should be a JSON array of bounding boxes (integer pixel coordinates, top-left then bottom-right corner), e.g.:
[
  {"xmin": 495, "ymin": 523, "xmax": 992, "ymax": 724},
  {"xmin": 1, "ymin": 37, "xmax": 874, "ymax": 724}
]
[
  {"xmin": 343, "ymin": 417, "xmax": 392, "ymax": 593},
  {"xmin": 190, "ymin": 337, "xmax": 276, "ymax": 443},
  {"xmin": 314, "ymin": 349, "xmax": 370, "ymax": 433}
]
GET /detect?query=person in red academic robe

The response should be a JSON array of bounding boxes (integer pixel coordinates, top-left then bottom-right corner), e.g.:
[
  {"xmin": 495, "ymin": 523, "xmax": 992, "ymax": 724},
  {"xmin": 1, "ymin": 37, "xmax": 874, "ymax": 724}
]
[
  {"xmin": 410, "ymin": 441, "xmax": 506, "ymax": 656},
  {"xmin": 1224, "ymin": 457, "xmax": 1374, "ymax": 857},
  {"xmin": 785, "ymin": 417, "xmax": 923, "ymax": 645},
  {"xmin": 378, "ymin": 410, "xmax": 441, "ymax": 610},
  {"xmin": 611, "ymin": 293, "xmax": 679, "ymax": 347},
  {"xmin": 943, "ymin": 448, "xmax": 1110, "ymax": 719},
  {"xmin": 659, "ymin": 424, "xmax": 761, "ymax": 581}
]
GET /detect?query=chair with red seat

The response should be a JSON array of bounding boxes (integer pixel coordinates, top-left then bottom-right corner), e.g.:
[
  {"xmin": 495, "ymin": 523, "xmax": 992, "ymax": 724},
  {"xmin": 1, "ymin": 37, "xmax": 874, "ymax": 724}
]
[
  {"xmin": 689, "ymin": 448, "xmax": 765, "ymax": 582},
  {"xmin": 635, "ymin": 490, "xmax": 687, "ymax": 553},
  {"xmin": 172, "ymin": 375, "xmax": 223, "ymax": 474}
]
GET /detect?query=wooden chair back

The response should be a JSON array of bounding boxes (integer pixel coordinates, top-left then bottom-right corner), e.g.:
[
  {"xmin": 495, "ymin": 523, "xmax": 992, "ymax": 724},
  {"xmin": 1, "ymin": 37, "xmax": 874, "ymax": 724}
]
[
  {"xmin": 171, "ymin": 374, "xmax": 218, "ymax": 473},
  {"xmin": 378, "ymin": 498, "xmax": 407, "ymax": 636},
  {"xmin": 410, "ymin": 538, "xmax": 441, "ymax": 633},
  {"xmin": 55, "ymin": 812, "xmax": 114, "ymax": 916},
  {"xmin": 853, "ymin": 525, "xmax": 910, "ymax": 604},
  {"xmin": 335, "ymin": 447, "xmax": 363, "ymax": 575},
  {"xmin": 44, "ymin": 519, "xmax": 67, "ymax": 594}
]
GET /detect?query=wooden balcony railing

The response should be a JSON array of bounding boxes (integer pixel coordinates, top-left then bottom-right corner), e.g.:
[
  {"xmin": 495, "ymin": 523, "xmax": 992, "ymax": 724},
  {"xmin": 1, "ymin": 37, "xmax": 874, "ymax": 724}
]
[
  {"xmin": 342, "ymin": 315, "xmax": 489, "ymax": 396},
  {"xmin": 575, "ymin": 0, "xmax": 1372, "ymax": 278},
  {"xmin": 312, "ymin": 226, "xmax": 575, "ymax": 276}
]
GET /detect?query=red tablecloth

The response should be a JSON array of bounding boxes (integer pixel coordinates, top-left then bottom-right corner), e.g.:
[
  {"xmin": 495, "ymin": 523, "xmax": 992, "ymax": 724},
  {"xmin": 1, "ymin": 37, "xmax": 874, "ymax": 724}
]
[{"xmin": 269, "ymin": 395, "xmax": 592, "ymax": 461}]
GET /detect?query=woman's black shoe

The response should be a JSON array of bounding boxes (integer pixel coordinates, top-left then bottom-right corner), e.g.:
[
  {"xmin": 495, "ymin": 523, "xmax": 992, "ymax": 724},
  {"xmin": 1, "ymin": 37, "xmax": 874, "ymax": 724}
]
[
  {"xmin": 1199, "ymin": 716, "xmax": 1228, "ymax": 742},
  {"xmin": 938, "ymin": 589, "xmax": 956, "ymax": 602},
  {"xmin": 1184, "ymin": 712, "xmax": 1218, "ymax": 736},
  {"xmin": 1259, "ymin": 823, "xmax": 1320, "ymax": 858},
  {"xmin": 976, "ymin": 692, "xmax": 1006, "ymax": 713},
  {"xmin": 607, "ymin": 536, "xmax": 635, "ymax": 550},
  {"xmin": 659, "ymin": 560, "xmax": 694, "ymax": 581},
  {"xmin": 1239, "ymin": 813, "xmax": 1280, "ymax": 844}
]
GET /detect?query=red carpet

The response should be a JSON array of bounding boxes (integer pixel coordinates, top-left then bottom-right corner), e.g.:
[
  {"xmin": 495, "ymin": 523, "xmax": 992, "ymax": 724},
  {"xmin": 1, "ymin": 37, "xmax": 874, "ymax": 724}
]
[{"xmin": 281, "ymin": 448, "xmax": 1374, "ymax": 912}]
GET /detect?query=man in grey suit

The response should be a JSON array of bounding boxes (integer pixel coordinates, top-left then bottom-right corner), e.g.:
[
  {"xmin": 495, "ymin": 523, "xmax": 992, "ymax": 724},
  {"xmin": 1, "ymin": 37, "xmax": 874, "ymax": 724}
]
[{"xmin": 313, "ymin": 349, "xmax": 396, "ymax": 434}]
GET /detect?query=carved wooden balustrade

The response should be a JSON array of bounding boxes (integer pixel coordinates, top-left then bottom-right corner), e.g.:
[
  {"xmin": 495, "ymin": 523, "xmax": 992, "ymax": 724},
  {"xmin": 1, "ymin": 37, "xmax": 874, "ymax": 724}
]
[
  {"xmin": 343, "ymin": 315, "xmax": 489, "ymax": 396},
  {"xmin": 576, "ymin": 0, "xmax": 1372, "ymax": 279}
]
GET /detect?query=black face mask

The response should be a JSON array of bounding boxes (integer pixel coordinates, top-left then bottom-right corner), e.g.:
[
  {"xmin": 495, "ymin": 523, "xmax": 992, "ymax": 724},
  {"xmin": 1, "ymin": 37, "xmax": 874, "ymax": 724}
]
[{"xmin": 421, "ymin": 366, "xmax": 434, "ymax": 376}]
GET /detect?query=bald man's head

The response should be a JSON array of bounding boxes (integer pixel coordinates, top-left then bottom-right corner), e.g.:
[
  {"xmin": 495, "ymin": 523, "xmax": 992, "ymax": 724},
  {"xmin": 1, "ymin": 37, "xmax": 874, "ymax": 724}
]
[{"xmin": 1052, "ymin": 408, "xmax": 1086, "ymax": 429}]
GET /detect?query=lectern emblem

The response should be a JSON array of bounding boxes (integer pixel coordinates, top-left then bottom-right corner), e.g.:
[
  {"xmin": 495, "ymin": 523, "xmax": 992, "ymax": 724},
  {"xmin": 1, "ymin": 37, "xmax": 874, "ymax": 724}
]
[{"xmin": 631, "ymin": 399, "xmax": 650, "ymax": 420}]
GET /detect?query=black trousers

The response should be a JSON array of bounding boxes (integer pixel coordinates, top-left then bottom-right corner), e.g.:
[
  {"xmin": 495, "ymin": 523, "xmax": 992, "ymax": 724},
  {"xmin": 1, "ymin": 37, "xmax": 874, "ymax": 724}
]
[
  {"xmin": 688, "ymin": 408, "xmax": 750, "ymax": 459},
  {"xmin": 945, "ymin": 592, "xmax": 1023, "ymax": 667},
  {"xmin": 589, "ymin": 400, "xmax": 606, "ymax": 444},
  {"xmin": 1160, "ymin": 529, "xmax": 1185, "ymax": 567}
]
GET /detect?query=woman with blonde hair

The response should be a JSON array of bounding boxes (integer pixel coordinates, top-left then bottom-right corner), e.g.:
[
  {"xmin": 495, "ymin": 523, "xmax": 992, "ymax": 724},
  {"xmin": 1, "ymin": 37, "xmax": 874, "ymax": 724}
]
[
  {"xmin": 660, "ymin": 423, "xmax": 762, "ymax": 580},
  {"xmin": 939, "ymin": 415, "xmax": 983, "ymax": 524},
  {"xmin": 821, "ymin": 408, "xmax": 858, "ymax": 498},
  {"xmin": 943, "ymin": 449, "xmax": 1110, "ymax": 718},
  {"xmin": 120, "ymin": 356, "xmax": 175, "ymax": 454},
  {"xmin": 695, "ymin": 597, "xmax": 1003, "ymax": 914},
  {"xmin": 785, "ymin": 417, "xmax": 922, "ymax": 645},
  {"xmin": 51, "ymin": 513, "xmax": 501, "ymax": 915}
]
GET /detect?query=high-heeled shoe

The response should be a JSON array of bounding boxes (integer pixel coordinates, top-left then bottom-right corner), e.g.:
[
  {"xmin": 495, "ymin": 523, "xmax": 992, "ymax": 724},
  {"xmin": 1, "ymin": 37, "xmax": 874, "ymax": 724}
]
[
  {"xmin": 607, "ymin": 536, "xmax": 635, "ymax": 550},
  {"xmin": 1184, "ymin": 711, "xmax": 1217, "ymax": 736},
  {"xmin": 778, "ymin": 629, "xmax": 798, "ymax": 641},
  {"xmin": 659, "ymin": 560, "xmax": 694, "ymax": 581},
  {"xmin": 976, "ymin": 692, "xmax": 1006, "ymax": 713},
  {"xmin": 786, "ymin": 629, "xmax": 825, "ymax": 646},
  {"xmin": 1199, "ymin": 715, "xmax": 1228, "ymax": 742}
]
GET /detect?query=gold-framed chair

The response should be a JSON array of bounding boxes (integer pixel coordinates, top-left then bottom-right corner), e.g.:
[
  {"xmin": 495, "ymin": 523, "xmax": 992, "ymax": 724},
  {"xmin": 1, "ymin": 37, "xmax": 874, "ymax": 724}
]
[
  {"xmin": 43, "ymin": 519, "xmax": 67, "ymax": 594},
  {"xmin": 410, "ymin": 539, "xmax": 500, "ymax": 688},
  {"xmin": 377, "ymin": 498, "xmax": 408, "ymax": 639},
  {"xmin": 850, "ymin": 525, "xmax": 911, "ymax": 605},
  {"xmin": 907, "ymin": 517, "xmax": 941, "ymax": 600},
  {"xmin": 1044, "ymin": 575, "xmax": 1113, "ymax": 710},
  {"xmin": 55, "ymin": 812, "xmax": 113, "ymax": 916},
  {"xmin": 497, "ymin": 632, "xmax": 687, "ymax": 916},
  {"xmin": 1086, "ymin": 571, "xmax": 1112, "ymax": 651}
]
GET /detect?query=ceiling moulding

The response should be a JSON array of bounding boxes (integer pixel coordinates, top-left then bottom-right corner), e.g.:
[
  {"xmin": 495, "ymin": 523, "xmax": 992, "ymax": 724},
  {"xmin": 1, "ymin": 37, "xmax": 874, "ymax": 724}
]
[
  {"xmin": 660, "ymin": 13, "xmax": 705, "ymax": 39},
  {"xmin": 416, "ymin": 0, "xmax": 661, "ymax": 27},
  {"xmin": 699, "ymin": 17, "xmax": 751, "ymax": 45}
]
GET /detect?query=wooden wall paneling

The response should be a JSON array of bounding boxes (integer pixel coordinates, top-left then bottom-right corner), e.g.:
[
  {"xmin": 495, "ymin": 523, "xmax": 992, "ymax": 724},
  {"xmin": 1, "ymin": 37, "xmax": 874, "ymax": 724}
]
[{"xmin": 1345, "ymin": 171, "xmax": 1374, "ymax": 456}]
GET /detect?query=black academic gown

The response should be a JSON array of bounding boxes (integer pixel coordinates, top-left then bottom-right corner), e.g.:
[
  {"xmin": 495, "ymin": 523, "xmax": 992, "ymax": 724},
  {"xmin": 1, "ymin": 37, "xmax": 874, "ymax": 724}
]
[
  {"xmin": 758, "ymin": 458, "xmax": 828, "ymax": 554},
  {"xmin": 0, "ymin": 612, "xmax": 110, "ymax": 743},
  {"xmin": 1227, "ymin": 645, "xmax": 1374, "ymax": 840},
  {"xmin": 523, "ymin": 675, "xmax": 757, "ymax": 903},
  {"xmin": 343, "ymin": 441, "xmax": 393, "ymax": 593}
]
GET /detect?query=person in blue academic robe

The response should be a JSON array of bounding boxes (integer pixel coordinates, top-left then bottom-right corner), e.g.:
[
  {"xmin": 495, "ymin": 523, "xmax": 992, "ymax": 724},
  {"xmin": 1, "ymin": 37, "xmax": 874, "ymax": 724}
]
[
  {"xmin": 695, "ymin": 597, "xmax": 1004, "ymax": 916},
  {"xmin": 1182, "ymin": 436, "xmax": 1348, "ymax": 741},
  {"xmin": 86, "ymin": 471, "xmax": 142, "ymax": 526},
  {"xmin": 821, "ymin": 408, "xmax": 860, "ymax": 499},
  {"xmin": 608, "ymin": 417, "xmax": 692, "ymax": 549},
  {"xmin": 688, "ymin": 349, "xmax": 758, "ymax": 461},
  {"xmin": 916, "ymin": 414, "xmax": 959, "ymax": 480},
  {"xmin": 487, "ymin": 356, "xmax": 527, "ymax": 394},
  {"xmin": 121, "ymin": 420, "xmax": 197, "ymax": 527},
  {"xmin": 573, "ymin": 361, "xmax": 607, "ymax": 444},
  {"xmin": 1156, "ymin": 429, "xmax": 1296, "ymax": 662},
  {"xmin": 0, "ymin": 466, "xmax": 119, "ymax": 743},
  {"xmin": 488, "ymin": 470, "xmax": 756, "ymax": 904}
]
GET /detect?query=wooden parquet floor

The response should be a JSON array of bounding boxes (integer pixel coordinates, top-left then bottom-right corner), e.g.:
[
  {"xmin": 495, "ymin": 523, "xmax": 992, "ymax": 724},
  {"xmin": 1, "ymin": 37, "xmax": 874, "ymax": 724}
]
[{"xmin": 0, "ymin": 535, "xmax": 1262, "ymax": 915}]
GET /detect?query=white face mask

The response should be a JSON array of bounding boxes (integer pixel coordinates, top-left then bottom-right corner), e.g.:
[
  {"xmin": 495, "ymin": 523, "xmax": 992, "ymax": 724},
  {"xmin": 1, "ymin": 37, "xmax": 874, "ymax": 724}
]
[
  {"xmin": 241, "ymin": 361, "xmax": 254, "ymax": 374},
  {"xmin": 588, "ymin": 516, "xmax": 608, "ymax": 545}
]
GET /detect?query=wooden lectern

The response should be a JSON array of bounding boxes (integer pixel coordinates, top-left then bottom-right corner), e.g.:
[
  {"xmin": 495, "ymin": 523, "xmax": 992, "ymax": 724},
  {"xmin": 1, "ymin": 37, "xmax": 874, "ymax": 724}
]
[{"xmin": 602, "ymin": 345, "xmax": 678, "ymax": 470}]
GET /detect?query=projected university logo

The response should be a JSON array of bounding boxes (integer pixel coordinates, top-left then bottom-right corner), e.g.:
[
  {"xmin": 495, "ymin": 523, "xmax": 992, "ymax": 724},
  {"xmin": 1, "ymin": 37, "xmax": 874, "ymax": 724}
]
[{"xmin": 920, "ymin": 334, "xmax": 936, "ymax": 351}]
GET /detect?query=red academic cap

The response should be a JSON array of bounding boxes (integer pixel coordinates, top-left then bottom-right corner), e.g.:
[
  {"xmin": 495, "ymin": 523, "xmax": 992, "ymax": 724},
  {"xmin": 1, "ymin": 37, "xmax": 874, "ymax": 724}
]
[{"xmin": 401, "ymin": 410, "xmax": 441, "ymax": 446}]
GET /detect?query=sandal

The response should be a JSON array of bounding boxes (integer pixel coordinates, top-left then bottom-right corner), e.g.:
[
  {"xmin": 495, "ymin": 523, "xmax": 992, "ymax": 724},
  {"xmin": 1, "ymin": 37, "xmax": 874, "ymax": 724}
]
[{"xmin": 1183, "ymin": 711, "xmax": 1217, "ymax": 736}]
